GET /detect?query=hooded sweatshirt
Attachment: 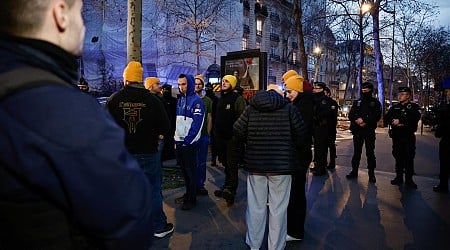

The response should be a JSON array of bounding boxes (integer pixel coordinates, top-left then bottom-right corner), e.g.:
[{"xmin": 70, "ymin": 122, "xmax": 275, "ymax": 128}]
[
  {"xmin": 233, "ymin": 90, "xmax": 308, "ymax": 174},
  {"xmin": 174, "ymin": 74, "xmax": 205, "ymax": 146}
]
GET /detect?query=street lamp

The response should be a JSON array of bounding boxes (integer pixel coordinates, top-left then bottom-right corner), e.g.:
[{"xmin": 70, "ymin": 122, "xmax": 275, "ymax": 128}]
[
  {"xmin": 313, "ymin": 46, "xmax": 322, "ymax": 83},
  {"xmin": 357, "ymin": 1, "xmax": 371, "ymax": 98}
]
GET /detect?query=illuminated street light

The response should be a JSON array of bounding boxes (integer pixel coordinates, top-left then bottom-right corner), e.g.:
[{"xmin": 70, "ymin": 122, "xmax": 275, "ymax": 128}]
[{"xmin": 313, "ymin": 46, "xmax": 322, "ymax": 82}]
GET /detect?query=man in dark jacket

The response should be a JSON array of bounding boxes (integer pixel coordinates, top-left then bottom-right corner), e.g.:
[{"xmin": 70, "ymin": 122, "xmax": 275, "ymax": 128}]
[
  {"xmin": 107, "ymin": 61, "xmax": 174, "ymax": 238},
  {"xmin": 311, "ymin": 82, "xmax": 336, "ymax": 176},
  {"xmin": 324, "ymin": 86, "xmax": 339, "ymax": 169},
  {"xmin": 213, "ymin": 75, "xmax": 247, "ymax": 206},
  {"xmin": 346, "ymin": 82, "xmax": 381, "ymax": 183},
  {"xmin": 433, "ymin": 94, "xmax": 450, "ymax": 193},
  {"xmin": 384, "ymin": 87, "xmax": 421, "ymax": 188},
  {"xmin": 233, "ymin": 89, "xmax": 308, "ymax": 250},
  {"xmin": 0, "ymin": 1, "xmax": 155, "ymax": 249},
  {"xmin": 205, "ymin": 82, "xmax": 219, "ymax": 166}
]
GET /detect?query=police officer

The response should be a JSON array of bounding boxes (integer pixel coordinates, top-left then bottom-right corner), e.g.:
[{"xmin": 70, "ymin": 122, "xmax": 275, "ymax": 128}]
[
  {"xmin": 346, "ymin": 82, "xmax": 381, "ymax": 183},
  {"xmin": 433, "ymin": 93, "xmax": 450, "ymax": 193},
  {"xmin": 311, "ymin": 82, "xmax": 335, "ymax": 176},
  {"xmin": 384, "ymin": 87, "xmax": 421, "ymax": 188},
  {"xmin": 324, "ymin": 86, "xmax": 339, "ymax": 169}
]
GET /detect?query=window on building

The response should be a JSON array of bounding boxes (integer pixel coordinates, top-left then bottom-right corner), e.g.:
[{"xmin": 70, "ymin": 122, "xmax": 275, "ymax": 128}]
[
  {"xmin": 256, "ymin": 41, "xmax": 261, "ymax": 49},
  {"xmin": 269, "ymin": 67, "xmax": 274, "ymax": 76},
  {"xmin": 292, "ymin": 51, "xmax": 297, "ymax": 62},
  {"xmin": 242, "ymin": 37, "xmax": 248, "ymax": 50},
  {"xmin": 256, "ymin": 19, "xmax": 263, "ymax": 36}
]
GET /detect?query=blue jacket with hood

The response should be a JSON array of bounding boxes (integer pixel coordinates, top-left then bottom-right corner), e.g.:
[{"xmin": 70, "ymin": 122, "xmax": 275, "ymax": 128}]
[
  {"xmin": 174, "ymin": 74, "xmax": 205, "ymax": 146},
  {"xmin": 0, "ymin": 34, "xmax": 154, "ymax": 249}
]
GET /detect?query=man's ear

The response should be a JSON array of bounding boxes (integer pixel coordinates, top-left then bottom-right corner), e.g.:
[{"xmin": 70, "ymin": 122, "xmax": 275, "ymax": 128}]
[{"xmin": 52, "ymin": 0, "xmax": 69, "ymax": 32}]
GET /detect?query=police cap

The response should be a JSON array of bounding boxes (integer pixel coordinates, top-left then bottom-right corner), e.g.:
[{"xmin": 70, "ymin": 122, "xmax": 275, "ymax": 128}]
[
  {"xmin": 314, "ymin": 82, "xmax": 326, "ymax": 89},
  {"xmin": 362, "ymin": 82, "xmax": 374, "ymax": 90},
  {"xmin": 398, "ymin": 86, "xmax": 411, "ymax": 94}
]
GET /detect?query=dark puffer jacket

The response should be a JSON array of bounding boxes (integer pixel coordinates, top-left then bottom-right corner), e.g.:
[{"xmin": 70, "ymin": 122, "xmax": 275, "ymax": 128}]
[{"xmin": 233, "ymin": 90, "xmax": 308, "ymax": 174}]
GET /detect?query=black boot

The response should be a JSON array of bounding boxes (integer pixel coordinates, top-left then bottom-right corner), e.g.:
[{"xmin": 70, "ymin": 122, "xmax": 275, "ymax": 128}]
[
  {"xmin": 433, "ymin": 183, "xmax": 449, "ymax": 193},
  {"xmin": 313, "ymin": 167, "xmax": 327, "ymax": 176},
  {"xmin": 405, "ymin": 178, "xmax": 418, "ymax": 189},
  {"xmin": 326, "ymin": 161, "xmax": 336, "ymax": 170},
  {"xmin": 368, "ymin": 169, "xmax": 376, "ymax": 183},
  {"xmin": 346, "ymin": 169, "xmax": 358, "ymax": 179}
]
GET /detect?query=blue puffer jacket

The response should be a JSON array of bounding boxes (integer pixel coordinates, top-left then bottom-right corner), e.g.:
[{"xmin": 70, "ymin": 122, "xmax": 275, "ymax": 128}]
[
  {"xmin": 174, "ymin": 74, "xmax": 205, "ymax": 146},
  {"xmin": 0, "ymin": 34, "xmax": 153, "ymax": 249}
]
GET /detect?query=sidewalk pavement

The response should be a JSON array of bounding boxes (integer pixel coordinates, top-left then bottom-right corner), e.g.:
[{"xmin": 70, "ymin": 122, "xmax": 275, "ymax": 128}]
[{"xmin": 153, "ymin": 159, "xmax": 450, "ymax": 250}]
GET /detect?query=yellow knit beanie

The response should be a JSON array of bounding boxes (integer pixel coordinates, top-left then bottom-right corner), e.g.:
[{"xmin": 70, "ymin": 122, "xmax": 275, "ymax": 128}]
[
  {"xmin": 284, "ymin": 75, "xmax": 304, "ymax": 92},
  {"xmin": 195, "ymin": 74, "xmax": 204, "ymax": 85},
  {"xmin": 145, "ymin": 77, "xmax": 160, "ymax": 89},
  {"xmin": 222, "ymin": 75, "xmax": 237, "ymax": 89},
  {"xmin": 123, "ymin": 61, "xmax": 143, "ymax": 83},
  {"xmin": 282, "ymin": 70, "xmax": 298, "ymax": 82}
]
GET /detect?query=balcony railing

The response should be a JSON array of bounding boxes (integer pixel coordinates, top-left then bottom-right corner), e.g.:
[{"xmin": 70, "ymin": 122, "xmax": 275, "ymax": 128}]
[
  {"xmin": 270, "ymin": 54, "xmax": 281, "ymax": 61},
  {"xmin": 270, "ymin": 12, "xmax": 280, "ymax": 22},
  {"xmin": 243, "ymin": 24, "xmax": 250, "ymax": 34},
  {"xmin": 270, "ymin": 33, "xmax": 280, "ymax": 43}
]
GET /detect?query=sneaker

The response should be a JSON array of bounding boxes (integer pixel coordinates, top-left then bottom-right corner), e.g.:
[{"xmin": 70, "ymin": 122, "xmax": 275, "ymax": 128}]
[
  {"xmin": 346, "ymin": 171, "xmax": 358, "ymax": 179},
  {"xmin": 390, "ymin": 177, "xmax": 403, "ymax": 185},
  {"xmin": 175, "ymin": 194, "xmax": 186, "ymax": 204},
  {"xmin": 286, "ymin": 234, "xmax": 303, "ymax": 241},
  {"xmin": 154, "ymin": 223, "xmax": 174, "ymax": 238},
  {"xmin": 405, "ymin": 179, "xmax": 418, "ymax": 189},
  {"xmin": 197, "ymin": 187, "xmax": 208, "ymax": 196},
  {"xmin": 433, "ymin": 184, "xmax": 449, "ymax": 193}
]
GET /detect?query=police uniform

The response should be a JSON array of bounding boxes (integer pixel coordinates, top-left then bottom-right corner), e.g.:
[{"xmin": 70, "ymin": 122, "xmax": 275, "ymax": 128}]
[
  {"xmin": 324, "ymin": 87, "xmax": 339, "ymax": 169},
  {"xmin": 433, "ymin": 98, "xmax": 450, "ymax": 193},
  {"xmin": 384, "ymin": 87, "xmax": 421, "ymax": 188},
  {"xmin": 346, "ymin": 82, "xmax": 381, "ymax": 182},
  {"xmin": 312, "ymin": 82, "xmax": 336, "ymax": 176}
]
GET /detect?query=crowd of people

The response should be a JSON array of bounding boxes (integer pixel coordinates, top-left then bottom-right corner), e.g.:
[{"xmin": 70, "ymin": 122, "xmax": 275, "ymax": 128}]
[{"xmin": 1, "ymin": 0, "xmax": 448, "ymax": 249}]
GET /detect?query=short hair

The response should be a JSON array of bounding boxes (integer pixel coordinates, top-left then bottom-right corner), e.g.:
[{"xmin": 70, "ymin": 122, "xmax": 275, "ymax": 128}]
[
  {"xmin": 0, "ymin": 0, "xmax": 75, "ymax": 35},
  {"xmin": 178, "ymin": 74, "xmax": 187, "ymax": 79}
]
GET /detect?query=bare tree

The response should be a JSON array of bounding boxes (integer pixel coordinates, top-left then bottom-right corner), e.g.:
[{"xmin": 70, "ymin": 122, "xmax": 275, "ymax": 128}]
[{"xmin": 151, "ymin": 0, "xmax": 239, "ymax": 74}]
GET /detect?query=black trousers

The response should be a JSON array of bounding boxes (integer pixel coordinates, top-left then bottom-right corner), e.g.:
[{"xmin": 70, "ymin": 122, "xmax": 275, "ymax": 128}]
[
  {"xmin": 327, "ymin": 130, "xmax": 337, "ymax": 165},
  {"xmin": 287, "ymin": 170, "xmax": 307, "ymax": 238},
  {"xmin": 216, "ymin": 136, "xmax": 242, "ymax": 193},
  {"xmin": 392, "ymin": 133, "xmax": 416, "ymax": 179},
  {"xmin": 351, "ymin": 130, "xmax": 376, "ymax": 170},
  {"xmin": 313, "ymin": 126, "xmax": 329, "ymax": 169},
  {"xmin": 439, "ymin": 137, "xmax": 450, "ymax": 184}
]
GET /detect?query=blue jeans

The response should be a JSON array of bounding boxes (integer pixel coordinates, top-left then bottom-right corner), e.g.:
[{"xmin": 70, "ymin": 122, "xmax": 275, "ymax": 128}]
[
  {"xmin": 196, "ymin": 135, "xmax": 210, "ymax": 188},
  {"xmin": 134, "ymin": 148, "xmax": 167, "ymax": 232}
]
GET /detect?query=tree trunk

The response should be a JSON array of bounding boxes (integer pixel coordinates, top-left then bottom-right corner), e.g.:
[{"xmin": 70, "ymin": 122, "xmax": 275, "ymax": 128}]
[
  {"xmin": 127, "ymin": 0, "xmax": 142, "ymax": 63},
  {"xmin": 294, "ymin": 0, "xmax": 309, "ymax": 81},
  {"xmin": 371, "ymin": 0, "xmax": 385, "ymax": 118}
]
